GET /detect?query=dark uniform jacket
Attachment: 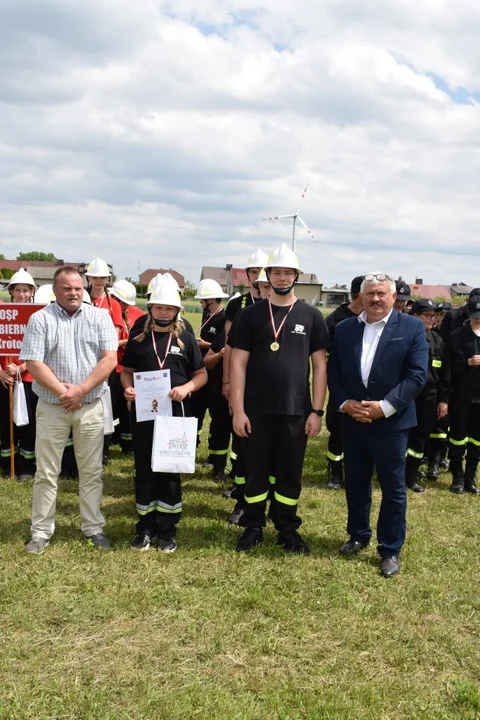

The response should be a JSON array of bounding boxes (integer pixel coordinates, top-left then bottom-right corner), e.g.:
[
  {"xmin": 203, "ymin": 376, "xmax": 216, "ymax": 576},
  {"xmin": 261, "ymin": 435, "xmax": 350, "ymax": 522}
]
[
  {"xmin": 326, "ymin": 303, "xmax": 357, "ymax": 340},
  {"xmin": 439, "ymin": 306, "xmax": 468, "ymax": 341},
  {"xmin": 419, "ymin": 330, "xmax": 450, "ymax": 403},
  {"xmin": 448, "ymin": 323, "xmax": 480, "ymax": 402}
]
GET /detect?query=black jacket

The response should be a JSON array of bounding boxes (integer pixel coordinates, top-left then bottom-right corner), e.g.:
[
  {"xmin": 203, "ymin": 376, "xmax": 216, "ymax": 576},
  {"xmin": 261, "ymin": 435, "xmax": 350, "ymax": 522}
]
[
  {"xmin": 448, "ymin": 323, "xmax": 480, "ymax": 402},
  {"xmin": 439, "ymin": 306, "xmax": 468, "ymax": 341},
  {"xmin": 325, "ymin": 303, "xmax": 358, "ymax": 340},
  {"xmin": 419, "ymin": 330, "xmax": 450, "ymax": 403}
]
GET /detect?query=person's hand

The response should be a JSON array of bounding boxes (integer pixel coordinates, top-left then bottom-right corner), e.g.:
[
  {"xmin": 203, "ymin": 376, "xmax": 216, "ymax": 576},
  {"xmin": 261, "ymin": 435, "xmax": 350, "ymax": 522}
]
[
  {"xmin": 233, "ymin": 411, "xmax": 251, "ymax": 438},
  {"xmin": 59, "ymin": 383, "xmax": 86, "ymax": 412},
  {"xmin": 361, "ymin": 400, "xmax": 385, "ymax": 421},
  {"xmin": 5, "ymin": 363, "xmax": 19, "ymax": 377},
  {"xmin": 343, "ymin": 400, "xmax": 371, "ymax": 423},
  {"xmin": 218, "ymin": 347, "xmax": 225, "ymax": 357},
  {"xmin": 0, "ymin": 368, "xmax": 14, "ymax": 388},
  {"xmin": 222, "ymin": 382, "xmax": 230, "ymax": 402},
  {"xmin": 437, "ymin": 402, "xmax": 448, "ymax": 419},
  {"xmin": 468, "ymin": 355, "xmax": 480, "ymax": 366},
  {"xmin": 169, "ymin": 385, "xmax": 190, "ymax": 402},
  {"xmin": 124, "ymin": 387, "xmax": 136, "ymax": 402},
  {"xmin": 197, "ymin": 338, "xmax": 211, "ymax": 349},
  {"xmin": 305, "ymin": 413, "xmax": 322, "ymax": 437}
]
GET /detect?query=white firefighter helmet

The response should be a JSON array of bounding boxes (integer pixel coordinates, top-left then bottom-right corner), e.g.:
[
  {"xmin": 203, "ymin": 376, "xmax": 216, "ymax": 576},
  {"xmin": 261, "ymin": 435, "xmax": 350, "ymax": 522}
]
[
  {"xmin": 146, "ymin": 272, "xmax": 179, "ymax": 297},
  {"xmin": 194, "ymin": 279, "xmax": 229, "ymax": 300},
  {"xmin": 86, "ymin": 257, "xmax": 111, "ymax": 277},
  {"xmin": 7, "ymin": 268, "xmax": 37, "ymax": 289},
  {"xmin": 109, "ymin": 279, "xmax": 136, "ymax": 306},
  {"xmin": 229, "ymin": 292, "xmax": 241, "ymax": 301},
  {"xmin": 82, "ymin": 290, "xmax": 92, "ymax": 305},
  {"xmin": 147, "ymin": 285, "xmax": 182, "ymax": 309},
  {"xmin": 34, "ymin": 284, "xmax": 55, "ymax": 304},
  {"xmin": 245, "ymin": 249, "xmax": 269, "ymax": 270},
  {"xmin": 264, "ymin": 244, "xmax": 301, "ymax": 272},
  {"xmin": 161, "ymin": 272, "xmax": 181, "ymax": 292},
  {"xmin": 257, "ymin": 268, "xmax": 269, "ymax": 284}
]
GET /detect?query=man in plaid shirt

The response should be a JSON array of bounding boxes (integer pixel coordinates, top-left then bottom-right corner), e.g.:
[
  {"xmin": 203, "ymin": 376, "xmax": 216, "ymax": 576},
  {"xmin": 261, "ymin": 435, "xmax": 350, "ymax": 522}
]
[{"xmin": 20, "ymin": 267, "xmax": 118, "ymax": 554}]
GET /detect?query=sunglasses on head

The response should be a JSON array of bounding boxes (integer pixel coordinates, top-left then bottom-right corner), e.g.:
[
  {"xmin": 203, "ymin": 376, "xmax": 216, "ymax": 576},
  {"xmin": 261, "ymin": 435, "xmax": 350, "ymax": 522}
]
[{"xmin": 364, "ymin": 273, "xmax": 395, "ymax": 283}]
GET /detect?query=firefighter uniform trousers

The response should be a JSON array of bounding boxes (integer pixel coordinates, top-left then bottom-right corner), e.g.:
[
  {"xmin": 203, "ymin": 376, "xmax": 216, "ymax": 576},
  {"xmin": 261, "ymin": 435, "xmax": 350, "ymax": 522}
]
[
  {"xmin": 207, "ymin": 386, "xmax": 231, "ymax": 474},
  {"xmin": 405, "ymin": 397, "xmax": 438, "ymax": 481},
  {"xmin": 240, "ymin": 415, "xmax": 307, "ymax": 531},
  {"xmin": 191, "ymin": 384, "xmax": 209, "ymax": 447},
  {"xmin": 130, "ymin": 404, "xmax": 182, "ymax": 539},
  {"xmin": 0, "ymin": 382, "xmax": 37, "ymax": 476},
  {"xmin": 326, "ymin": 399, "xmax": 344, "ymax": 474},
  {"xmin": 448, "ymin": 397, "xmax": 480, "ymax": 470}
]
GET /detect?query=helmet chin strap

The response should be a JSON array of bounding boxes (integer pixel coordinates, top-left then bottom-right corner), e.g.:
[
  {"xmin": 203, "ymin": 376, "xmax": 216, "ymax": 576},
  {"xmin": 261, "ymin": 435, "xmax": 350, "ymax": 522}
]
[
  {"xmin": 150, "ymin": 310, "xmax": 179, "ymax": 327},
  {"xmin": 267, "ymin": 270, "xmax": 299, "ymax": 296}
]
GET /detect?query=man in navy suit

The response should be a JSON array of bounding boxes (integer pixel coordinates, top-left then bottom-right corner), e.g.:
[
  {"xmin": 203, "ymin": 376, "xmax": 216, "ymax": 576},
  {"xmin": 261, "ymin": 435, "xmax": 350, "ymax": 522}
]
[{"xmin": 328, "ymin": 273, "xmax": 428, "ymax": 577}]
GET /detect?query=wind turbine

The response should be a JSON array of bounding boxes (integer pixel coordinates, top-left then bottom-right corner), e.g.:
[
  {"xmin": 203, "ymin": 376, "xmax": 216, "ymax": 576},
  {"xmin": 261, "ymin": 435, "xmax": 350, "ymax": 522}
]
[{"xmin": 264, "ymin": 184, "xmax": 315, "ymax": 253}]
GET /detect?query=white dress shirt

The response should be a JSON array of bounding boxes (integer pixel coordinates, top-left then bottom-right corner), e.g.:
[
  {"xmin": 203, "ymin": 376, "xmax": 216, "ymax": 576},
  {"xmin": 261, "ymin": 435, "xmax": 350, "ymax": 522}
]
[
  {"xmin": 340, "ymin": 309, "xmax": 396, "ymax": 418},
  {"xmin": 358, "ymin": 309, "xmax": 396, "ymax": 417}
]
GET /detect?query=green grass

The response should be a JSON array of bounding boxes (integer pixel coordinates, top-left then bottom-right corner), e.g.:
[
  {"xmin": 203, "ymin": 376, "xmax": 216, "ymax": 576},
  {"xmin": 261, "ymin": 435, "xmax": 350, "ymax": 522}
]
[
  {"xmin": 2, "ymin": 308, "xmax": 480, "ymax": 718},
  {"xmin": 2, "ymin": 423, "xmax": 480, "ymax": 720}
]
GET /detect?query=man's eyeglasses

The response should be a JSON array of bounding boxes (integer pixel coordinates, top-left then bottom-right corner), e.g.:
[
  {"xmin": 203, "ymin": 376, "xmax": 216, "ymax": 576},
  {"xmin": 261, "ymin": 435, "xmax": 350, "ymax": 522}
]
[
  {"xmin": 364, "ymin": 273, "xmax": 395, "ymax": 283},
  {"xmin": 420, "ymin": 313, "xmax": 435, "ymax": 319}
]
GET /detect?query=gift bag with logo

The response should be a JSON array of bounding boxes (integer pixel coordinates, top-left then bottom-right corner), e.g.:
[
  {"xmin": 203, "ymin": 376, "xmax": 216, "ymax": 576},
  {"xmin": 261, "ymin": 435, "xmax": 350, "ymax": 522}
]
[
  {"xmin": 13, "ymin": 368, "xmax": 29, "ymax": 427},
  {"xmin": 151, "ymin": 403, "xmax": 198, "ymax": 473}
]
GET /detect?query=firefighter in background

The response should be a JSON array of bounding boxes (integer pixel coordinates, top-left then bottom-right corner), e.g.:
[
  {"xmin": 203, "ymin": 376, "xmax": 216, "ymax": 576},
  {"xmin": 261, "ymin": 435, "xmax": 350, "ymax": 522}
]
[
  {"xmin": 0, "ymin": 269, "xmax": 37, "ymax": 480},
  {"xmin": 440, "ymin": 288, "xmax": 480, "ymax": 341},
  {"xmin": 231, "ymin": 245, "xmax": 330, "ymax": 554},
  {"xmin": 324, "ymin": 275, "xmax": 364, "ymax": 489},
  {"xmin": 85, "ymin": 256, "xmax": 123, "ymax": 463},
  {"xmin": 447, "ymin": 295, "xmax": 480, "ymax": 494},
  {"xmin": 121, "ymin": 284, "xmax": 207, "ymax": 552},
  {"xmin": 139, "ymin": 273, "xmax": 195, "ymax": 337},
  {"xmin": 405, "ymin": 300, "xmax": 450, "ymax": 493},
  {"xmin": 394, "ymin": 281, "xmax": 411, "ymax": 312},
  {"xmin": 191, "ymin": 279, "xmax": 228, "ymax": 456},
  {"xmin": 222, "ymin": 250, "xmax": 268, "ymax": 490},
  {"xmin": 108, "ymin": 279, "xmax": 144, "ymax": 454}
]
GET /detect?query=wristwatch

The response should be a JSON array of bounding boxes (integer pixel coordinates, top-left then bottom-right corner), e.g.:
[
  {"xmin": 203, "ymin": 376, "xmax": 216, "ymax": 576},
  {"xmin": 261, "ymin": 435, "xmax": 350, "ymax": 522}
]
[{"xmin": 311, "ymin": 408, "xmax": 324, "ymax": 417}]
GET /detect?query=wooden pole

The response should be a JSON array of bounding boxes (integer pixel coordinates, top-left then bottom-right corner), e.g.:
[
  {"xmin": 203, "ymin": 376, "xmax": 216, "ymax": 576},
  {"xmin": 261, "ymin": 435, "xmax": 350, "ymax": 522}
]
[{"xmin": 8, "ymin": 356, "xmax": 15, "ymax": 479}]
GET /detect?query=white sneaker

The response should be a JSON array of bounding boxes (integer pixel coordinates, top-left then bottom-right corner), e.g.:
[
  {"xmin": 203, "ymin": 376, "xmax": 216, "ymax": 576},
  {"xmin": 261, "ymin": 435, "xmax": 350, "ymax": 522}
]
[{"xmin": 26, "ymin": 537, "xmax": 50, "ymax": 555}]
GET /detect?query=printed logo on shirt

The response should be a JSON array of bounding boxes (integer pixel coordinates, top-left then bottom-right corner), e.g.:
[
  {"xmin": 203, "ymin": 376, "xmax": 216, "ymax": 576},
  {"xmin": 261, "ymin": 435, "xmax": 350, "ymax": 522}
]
[
  {"xmin": 291, "ymin": 324, "xmax": 306, "ymax": 335},
  {"xmin": 169, "ymin": 346, "xmax": 181, "ymax": 355},
  {"xmin": 208, "ymin": 327, "xmax": 217, "ymax": 334}
]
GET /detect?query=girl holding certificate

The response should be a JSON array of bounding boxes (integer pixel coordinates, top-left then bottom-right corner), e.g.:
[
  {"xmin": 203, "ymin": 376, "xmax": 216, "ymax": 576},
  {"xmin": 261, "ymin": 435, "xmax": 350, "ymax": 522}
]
[{"xmin": 121, "ymin": 285, "xmax": 207, "ymax": 553}]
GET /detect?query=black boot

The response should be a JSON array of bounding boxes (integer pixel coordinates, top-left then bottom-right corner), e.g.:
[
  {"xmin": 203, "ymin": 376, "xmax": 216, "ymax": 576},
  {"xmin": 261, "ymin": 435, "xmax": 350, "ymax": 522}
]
[
  {"xmin": 426, "ymin": 452, "xmax": 441, "ymax": 481},
  {"xmin": 438, "ymin": 444, "xmax": 449, "ymax": 470},
  {"xmin": 464, "ymin": 464, "xmax": 480, "ymax": 495},
  {"xmin": 405, "ymin": 457, "xmax": 425, "ymax": 493},
  {"xmin": 326, "ymin": 460, "xmax": 343, "ymax": 489},
  {"xmin": 450, "ymin": 461, "xmax": 465, "ymax": 494}
]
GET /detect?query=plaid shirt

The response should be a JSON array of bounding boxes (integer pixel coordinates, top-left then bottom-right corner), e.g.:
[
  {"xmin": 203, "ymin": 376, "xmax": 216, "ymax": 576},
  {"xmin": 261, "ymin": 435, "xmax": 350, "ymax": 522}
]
[{"xmin": 20, "ymin": 302, "xmax": 118, "ymax": 404}]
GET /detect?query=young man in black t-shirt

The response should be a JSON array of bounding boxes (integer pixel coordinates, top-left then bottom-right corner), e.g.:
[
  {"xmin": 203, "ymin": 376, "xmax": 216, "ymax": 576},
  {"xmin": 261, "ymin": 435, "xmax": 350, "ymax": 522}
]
[{"xmin": 231, "ymin": 244, "xmax": 330, "ymax": 554}]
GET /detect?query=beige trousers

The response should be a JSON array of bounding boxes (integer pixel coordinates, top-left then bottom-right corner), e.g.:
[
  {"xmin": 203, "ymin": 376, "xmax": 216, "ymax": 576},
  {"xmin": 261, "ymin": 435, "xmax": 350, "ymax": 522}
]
[{"xmin": 31, "ymin": 398, "xmax": 105, "ymax": 540}]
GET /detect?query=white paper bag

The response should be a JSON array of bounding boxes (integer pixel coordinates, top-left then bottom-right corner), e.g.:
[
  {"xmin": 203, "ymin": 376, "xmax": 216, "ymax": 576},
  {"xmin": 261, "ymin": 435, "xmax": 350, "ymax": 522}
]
[
  {"xmin": 102, "ymin": 387, "xmax": 115, "ymax": 436},
  {"xmin": 151, "ymin": 412, "xmax": 198, "ymax": 473},
  {"xmin": 13, "ymin": 370, "xmax": 29, "ymax": 427}
]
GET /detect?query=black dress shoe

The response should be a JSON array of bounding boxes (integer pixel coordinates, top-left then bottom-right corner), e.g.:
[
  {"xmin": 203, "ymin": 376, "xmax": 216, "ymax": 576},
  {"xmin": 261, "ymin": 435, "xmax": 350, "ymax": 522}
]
[
  {"xmin": 339, "ymin": 540, "xmax": 368, "ymax": 556},
  {"xmin": 236, "ymin": 527, "xmax": 263, "ymax": 552},
  {"xmin": 380, "ymin": 555, "xmax": 400, "ymax": 577}
]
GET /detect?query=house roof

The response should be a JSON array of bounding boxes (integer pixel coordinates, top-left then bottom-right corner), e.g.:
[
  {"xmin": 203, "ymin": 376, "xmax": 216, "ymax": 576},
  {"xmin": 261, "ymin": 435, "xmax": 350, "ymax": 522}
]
[
  {"xmin": 139, "ymin": 268, "xmax": 185, "ymax": 288},
  {"xmin": 200, "ymin": 266, "xmax": 231, "ymax": 287},
  {"xmin": 232, "ymin": 268, "xmax": 248, "ymax": 286},
  {"xmin": 0, "ymin": 260, "xmax": 64, "ymax": 271},
  {"xmin": 450, "ymin": 283, "xmax": 473, "ymax": 296},
  {"xmin": 409, "ymin": 284, "xmax": 451, "ymax": 301}
]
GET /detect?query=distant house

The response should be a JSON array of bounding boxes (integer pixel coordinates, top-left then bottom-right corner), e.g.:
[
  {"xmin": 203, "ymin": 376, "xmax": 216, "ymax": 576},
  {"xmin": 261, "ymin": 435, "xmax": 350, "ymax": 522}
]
[
  {"xmin": 450, "ymin": 283, "xmax": 473, "ymax": 299},
  {"xmin": 199, "ymin": 265, "xmax": 322, "ymax": 303},
  {"xmin": 139, "ymin": 268, "xmax": 185, "ymax": 291},
  {"xmin": 0, "ymin": 259, "xmax": 96, "ymax": 288},
  {"xmin": 408, "ymin": 283, "xmax": 451, "ymax": 301},
  {"xmin": 321, "ymin": 285, "xmax": 349, "ymax": 307}
]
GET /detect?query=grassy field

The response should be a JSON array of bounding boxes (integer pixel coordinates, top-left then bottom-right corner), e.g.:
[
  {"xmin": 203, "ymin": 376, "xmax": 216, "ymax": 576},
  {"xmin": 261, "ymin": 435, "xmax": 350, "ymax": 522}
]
[{"xmin": 2, "ymin": 311, "xmax": 480, "ymax": 719}]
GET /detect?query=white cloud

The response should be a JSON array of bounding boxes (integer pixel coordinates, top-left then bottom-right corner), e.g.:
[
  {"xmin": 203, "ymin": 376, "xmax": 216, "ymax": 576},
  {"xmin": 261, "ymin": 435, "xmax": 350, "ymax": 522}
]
[{"xmin": 1, "ymin": 0, "xmax": 480, "ymax": 287}]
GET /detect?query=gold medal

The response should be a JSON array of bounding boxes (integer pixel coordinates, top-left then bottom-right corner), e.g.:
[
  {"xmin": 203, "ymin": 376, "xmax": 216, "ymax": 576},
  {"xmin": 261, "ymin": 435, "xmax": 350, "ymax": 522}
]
[{"xmin": 270, "ymin": 341, "xmax": 280, "ymax": 351}]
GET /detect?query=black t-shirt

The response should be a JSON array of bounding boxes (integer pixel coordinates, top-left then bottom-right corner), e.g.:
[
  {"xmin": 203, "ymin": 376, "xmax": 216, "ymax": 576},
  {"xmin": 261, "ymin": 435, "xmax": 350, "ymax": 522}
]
[
  {"xmin": 122, "ymin": 327, "xmax": 204, "ymax": 388},
  {"xmin": 208, "ymin": 331, "xmax": 226, "ymax": 392},
  {"xmin": 234, "ymin": 299, "xmax": 331, "ymax": 415},
  {"xmin": 225, "ymin": 292, "xmax": 260, "ymax": 323},
  {"xmin": 226, "ymin": 313, "xmax": 241, "ymax": 349},
  {"xmin": 325, "ymin": 303, "xmax": 358, "ymax": 339},
  {"xmin": 197, "ymin": 308, "xmax": 225, "ymax": 356}
]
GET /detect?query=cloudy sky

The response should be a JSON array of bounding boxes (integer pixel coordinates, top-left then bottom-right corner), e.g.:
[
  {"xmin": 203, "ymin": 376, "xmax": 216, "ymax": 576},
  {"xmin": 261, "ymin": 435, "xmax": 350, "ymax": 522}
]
[{"xmin": 1, "ymin": 0, "xmax": 480, "ymax": 287}]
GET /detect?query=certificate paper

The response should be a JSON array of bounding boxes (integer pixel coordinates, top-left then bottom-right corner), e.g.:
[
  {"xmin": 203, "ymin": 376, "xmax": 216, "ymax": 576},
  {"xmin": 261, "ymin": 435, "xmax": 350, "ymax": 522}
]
[{"xmin": 134, "ymin": 370, "xmax": 172, "ymax": 422}]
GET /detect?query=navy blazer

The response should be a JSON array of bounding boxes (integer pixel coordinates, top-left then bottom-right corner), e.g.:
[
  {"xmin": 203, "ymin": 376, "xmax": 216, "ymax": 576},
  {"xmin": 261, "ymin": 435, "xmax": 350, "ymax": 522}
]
[{"xmin": 328, "ymin": 310, "xmax": 429, "ymax": 432}]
